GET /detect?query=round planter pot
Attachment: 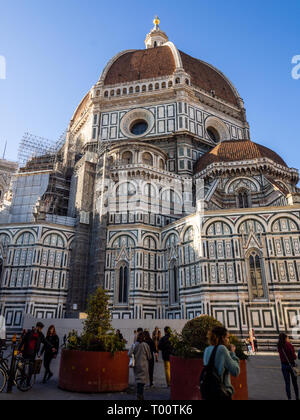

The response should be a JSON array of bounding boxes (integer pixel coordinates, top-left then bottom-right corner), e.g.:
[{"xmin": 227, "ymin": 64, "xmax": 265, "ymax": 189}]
[
  {"xmin": 170, "ymin": 356, "xmax": 248, "ymax": 401},
  {"xmin": 59, "ymin": 349, "xmax": 129, "ymax": 393}
]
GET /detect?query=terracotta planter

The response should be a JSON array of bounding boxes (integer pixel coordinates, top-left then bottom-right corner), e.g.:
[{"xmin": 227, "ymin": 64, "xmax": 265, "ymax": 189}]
[
  {"xmin": 59, "ymin": 349, "xmax": 129, "ymax": 393},
  {"xmin": 170, "ymin": 356, "xmax": 248, "ymax": 400}
]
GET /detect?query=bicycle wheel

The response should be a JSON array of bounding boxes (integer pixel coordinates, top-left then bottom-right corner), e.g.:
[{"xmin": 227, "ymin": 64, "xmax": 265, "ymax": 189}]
[
  {"xmin": 15, "ymin": 360, "xmax": 34, "ymax": 392},
  {"xmin": 0, "ymin": 367, "xmax": 8, "ymax": 393}
]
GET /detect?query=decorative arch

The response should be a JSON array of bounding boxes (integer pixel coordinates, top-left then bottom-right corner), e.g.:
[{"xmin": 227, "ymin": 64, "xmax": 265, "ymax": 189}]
[
  {"xmin": 141, "ymin": 152, "xmax": 154, "ymax": 166},
  {"xmin": 225, "ymin": 177, "xmax": 260, "ymax": 194},
  {"xmin": 237, "ymin": 217, "xmax": 266, "ymax": 234},
  {"xmin": 204, "ymin": 219, "xmax": 233, "ymax": 236},
  {"xmin": 14, "ymin": 231, "xmax": 36, "ymax": 246},
  {"xmin": 122, "ymin": 151, "xmax": 133, "ymax": 164},
  {"xmin": 204, "ymin": 116, "xmax": 230, "ymax": 142},
  {"xmin": 108, "ymin": 232, "xmax": 137, "ymax": 248},
  {"xmin": 142, "ymin": 235, "xmax": 157, "ymax": 250},
  {"xmin": 182, "ymin": 226, "xmax": 195, "ymax": 243},
  {"xmin": 42, "ymin": 232, "xmax": 66, "ymax": 249},
  {"xmin": 163, "ymin": 231, "xmax": 179, "ymax": 249},
  {"xmin": 269, "ymin": 215, "xmax": 300, "ymax": 233}
]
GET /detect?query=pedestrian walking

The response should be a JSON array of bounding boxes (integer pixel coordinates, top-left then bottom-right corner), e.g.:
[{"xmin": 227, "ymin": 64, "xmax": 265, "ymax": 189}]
[
  {"xmin": 253, "ymin": 336, "xmax": 258, "ymax": 353},
  {"xmin": 144, "ymin": 330, "xmax": 156, "ymax": 387},
  {"xmin": 202, "ymin": 326, "xmax": 240, "ymax": 400},
  {"xmin": 18, "ymin": 322, "xmax": 55, "ymax": 386},
  {"xmin": 152, "ymin": 327, "xmax": 161, "ymax": 362},
  {"xmin": 40, "ymin": 325, "xmax": 59, "ymax": 383},
  {"xmin": 158, "ymin": 326, "xmax": 173, "ymax": 387},
  {"xmin": 278, "ymin": 333, "xmax": 299, "ymax": 400},
  {"xmin": 128, "ymin": 332, "xmax": 152, "ymax": 400}
]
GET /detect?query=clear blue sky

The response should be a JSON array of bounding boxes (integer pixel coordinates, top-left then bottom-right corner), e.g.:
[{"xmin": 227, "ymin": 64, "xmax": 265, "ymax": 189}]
[{"xmin": 0, "ymin": 0, "xmax": 299, "ymax": 169}]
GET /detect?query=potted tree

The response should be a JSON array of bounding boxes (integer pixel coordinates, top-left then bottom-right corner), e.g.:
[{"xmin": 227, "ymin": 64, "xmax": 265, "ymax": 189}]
[
  {"xmin": 59, "ymin": 288, "xmax": 129, "ymax": 393},
  {"xmin": 170, "ymin": 316, "xmax": 248, "ymax": 401}
]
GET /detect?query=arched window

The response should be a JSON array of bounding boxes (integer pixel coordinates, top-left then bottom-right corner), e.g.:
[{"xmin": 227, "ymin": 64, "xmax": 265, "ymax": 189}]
[
  {"xmin": 122, "ymin": 151, "xmax": 133, "ymax": 164},
  {"xmin": 142, "ymin": 153, "xmax": 153, "ymax": 166},
  {"xmin": 168, "ymin": 81, "xmax": 173, "ymax": 88},
  {"xmin": 129, "ymin": 87, "xmax": 134, "ymax": 94},
  {"xmin": 169, "ymin": 261, "xmax": 179, "ymax": 305},
  {"xmin": 162, "ymin": 82, "xmax": 166, "ymax": 89},
  {"xmin": 116, "ymin": 89, "xmax": 121, "ymax": 96},
  {"xmin": 155, "ymin": 83, "xmax": 160, "ymax": 90},
  {"xmin": 148, "ymin": 84, "xmax": 153, "ymax": 91},
  {"xmin": 238, "ymin": 190, "xmax": 250, "ymax": 209},
  {"xmin": 118, "ymin": 264, "xmax": 129, "ymax": 304},
  {"xmin": 248, "ymin": 251, "xmax": 267, "ymax": 300},
  {"xmin": 123, "ymin": 88, "xmax": 127, "ymax": 95},
  {"xmin": 175, "ymin": 78, "xmax": 180, "ymax": 84},
  {"xmin": 104, "ymin": 91, "xmax": 109, "ymax": 98},
  {"xmin": 142, "ymin": 85, "xmax": 146, "ymax": 92}
]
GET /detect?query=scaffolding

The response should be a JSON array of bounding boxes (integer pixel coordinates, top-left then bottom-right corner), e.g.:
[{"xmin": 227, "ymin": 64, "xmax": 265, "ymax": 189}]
[{"xmin": 17, "ymin": 131, "xmax": 67, "ymax": 168}]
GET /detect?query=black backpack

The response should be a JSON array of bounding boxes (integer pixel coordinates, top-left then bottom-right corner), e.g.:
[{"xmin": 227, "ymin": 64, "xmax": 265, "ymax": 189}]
[{"xmin": 200, "ymin": 346, "xmax": 231, "ymax": 401}]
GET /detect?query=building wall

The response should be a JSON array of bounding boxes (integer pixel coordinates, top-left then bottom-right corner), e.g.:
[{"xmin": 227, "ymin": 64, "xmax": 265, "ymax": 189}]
[
  {"xmin": 106, "ymin": 206, "xmax": 300, "ymax": 342},
  {"xmin": 0, "ymin": 223, "xmax": 74, "ymax": 334}
]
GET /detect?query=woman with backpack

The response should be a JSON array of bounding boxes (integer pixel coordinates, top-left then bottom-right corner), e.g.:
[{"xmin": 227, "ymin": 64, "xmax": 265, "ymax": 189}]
[
  {"xmin": 277, "ymin": 333, "xmax": 299, "ymax": 400},
  {"xmin": 202, "ymin": 326, "xmax": 240, "ymax": 400}
]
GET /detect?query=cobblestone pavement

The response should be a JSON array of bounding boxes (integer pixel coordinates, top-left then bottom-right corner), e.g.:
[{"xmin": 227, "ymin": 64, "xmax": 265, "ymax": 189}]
[{"xmin": 0, "ymin": 353, "xmax": 295, "ymax": 401}]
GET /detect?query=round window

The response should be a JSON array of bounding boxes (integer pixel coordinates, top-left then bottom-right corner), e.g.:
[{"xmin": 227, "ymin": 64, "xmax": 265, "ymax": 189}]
[
  {"xmin": 130, "ymin": 120, "xmax": 148, "ymax": 136},
  {"xmin": 207, "ymin": 127, "xmax": 220, "ymax": 143}
]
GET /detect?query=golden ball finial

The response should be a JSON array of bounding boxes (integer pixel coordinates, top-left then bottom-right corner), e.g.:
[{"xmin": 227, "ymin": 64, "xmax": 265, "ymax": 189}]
[{"xmin": 153, "ymin": 16, "xmax": 160, "ymax": 27}]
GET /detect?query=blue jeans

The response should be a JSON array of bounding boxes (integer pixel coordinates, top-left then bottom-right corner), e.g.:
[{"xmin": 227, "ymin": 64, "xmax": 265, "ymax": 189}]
[{"xmin": 281, "ymin": 363, "xmax": 299, "ymax": 400}]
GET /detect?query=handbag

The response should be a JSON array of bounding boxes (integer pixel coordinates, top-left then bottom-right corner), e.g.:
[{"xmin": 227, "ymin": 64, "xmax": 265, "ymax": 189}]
[
  {"xmin": 33, "ymin": 358, "xmax": 43, "ymax": 375},
  {"xmin": 282, "ymin": 348, "xmax": 300, "ymax": 377}
]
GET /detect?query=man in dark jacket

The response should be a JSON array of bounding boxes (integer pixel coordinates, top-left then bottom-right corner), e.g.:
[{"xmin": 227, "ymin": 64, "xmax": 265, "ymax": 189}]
[
  {"xmin": 18, "ymin": 322, "xmax": 54, "ymax": 386},
  {"xmin": 158, "ymin": 326, "xmax": 173, "ymax": 387}
]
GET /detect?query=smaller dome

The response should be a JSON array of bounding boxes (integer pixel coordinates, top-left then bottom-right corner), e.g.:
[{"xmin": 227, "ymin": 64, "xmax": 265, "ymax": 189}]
[{"xmin": 194, "ymin": 140, "xmax": 288, "ymax": 173}]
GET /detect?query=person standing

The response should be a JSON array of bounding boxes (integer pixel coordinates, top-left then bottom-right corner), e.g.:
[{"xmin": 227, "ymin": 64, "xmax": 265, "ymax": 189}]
[
  {"xmin": 128, "ymin": 332, "xmax": 152, "ymax": 400},
  {"xmin": 152, "ymin": 327, "xmax": 161, "ymax": 362},
  {"xmin": 202, "ymin": 326, "xmax": 240, "ymax": 400},
  {"xmin": 40, "ymin": 325, "xmax": 59, "ymax": 383},
  {"xmin": 144, "ymin": 330, "xmax": 156, "ymax": 387},
  {"xmin": 158, "ymin": 326, "xmax": 173, "ymax": 387},
  {"xmin": 278, "ymin": 333, "xmax": 299, "ymax": 400},
  {"xmin": 18, "ymin": 322, "xmax": 54, "ymax": 386}
]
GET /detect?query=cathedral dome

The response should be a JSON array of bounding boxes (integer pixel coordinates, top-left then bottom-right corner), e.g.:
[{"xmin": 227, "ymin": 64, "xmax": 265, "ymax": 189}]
[
  {"xmin": 194, "ymin": 139, "xmax": 288, "ymax": 173},
  {"xmin": 102, "ymin": 46, "xmax": 240, "ymax": 107}
]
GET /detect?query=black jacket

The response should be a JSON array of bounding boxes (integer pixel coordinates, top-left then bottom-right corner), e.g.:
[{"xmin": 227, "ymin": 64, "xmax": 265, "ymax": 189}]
[
  {"xmin": 158, "ymin": 334, "xmax": 173, "ymax": 362},
  {"xmin": 41, "ymin": 334, "xmax": 59, "ymax": 356},
  {"xmin": 145, "ymin": 338, "xmax": 156, "ymax": 357}
]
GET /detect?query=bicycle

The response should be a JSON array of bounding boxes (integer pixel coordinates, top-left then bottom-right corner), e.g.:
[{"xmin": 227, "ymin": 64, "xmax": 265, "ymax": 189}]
[{"xmin": 0, "ymin": 347, "xmax": 36, "ymax": 392}]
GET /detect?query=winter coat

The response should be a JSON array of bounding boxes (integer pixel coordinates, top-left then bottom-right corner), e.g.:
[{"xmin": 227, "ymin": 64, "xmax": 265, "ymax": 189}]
[
  {"xmin": 129, "ymin": 342, "xmax": 152, "ymax": 385},
  {"xmin": 41, "ymin": 334, "xmax": 59, "ymax": 357},
  {"xmin": 158, "ymin": 334, "xmax": 173, "ymax": 362}
]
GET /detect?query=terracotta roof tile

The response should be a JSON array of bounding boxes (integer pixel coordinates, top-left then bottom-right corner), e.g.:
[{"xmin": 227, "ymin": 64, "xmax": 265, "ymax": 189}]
[
  {"xmin": 194, "ymin": 140, "xmax": 288, "ymax": 173},
  {"xmin": 179, "ymin": 51, "xmax": 239, "ymax": 107},
  {"xmin": 104, "ymin": 46, "xmax": 176, "ymax": 85}
]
